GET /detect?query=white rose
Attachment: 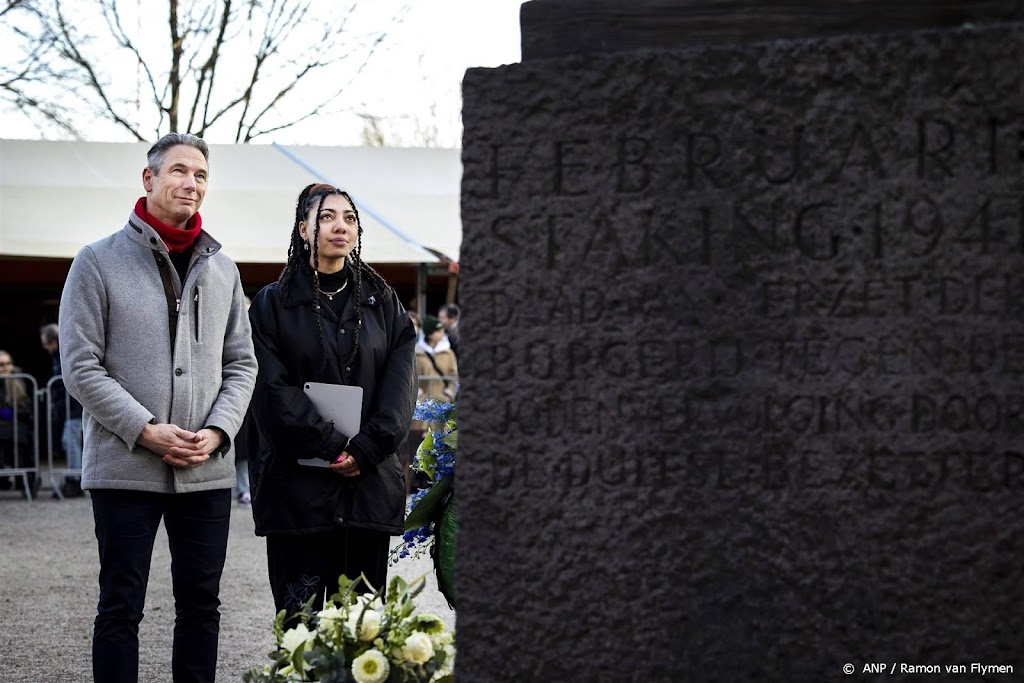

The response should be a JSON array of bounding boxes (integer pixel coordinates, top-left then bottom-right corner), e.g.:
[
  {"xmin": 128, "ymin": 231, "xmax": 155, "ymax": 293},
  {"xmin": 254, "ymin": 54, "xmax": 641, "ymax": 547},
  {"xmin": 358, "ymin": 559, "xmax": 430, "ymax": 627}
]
[
  {"xmin": 317, "ymin": 605, "xmax": 345, "ymax": 635},
  {"xmin": 347, "ymin": 608, "xmax": 382, "ymax": 642},
  {"xmin": 401, "ymin": 631, "xmax": 434, "ymax": 664},
  {"xmin": 356, "ymin": 594, "xmax": 383, "ymax": 611},
  {"xmin": 280, "ymin": 623, "xmax": 314, "ymax": 655},
  {"xmin": 351, "ymin": 648, "xmax": 390, "ymax": 683}
]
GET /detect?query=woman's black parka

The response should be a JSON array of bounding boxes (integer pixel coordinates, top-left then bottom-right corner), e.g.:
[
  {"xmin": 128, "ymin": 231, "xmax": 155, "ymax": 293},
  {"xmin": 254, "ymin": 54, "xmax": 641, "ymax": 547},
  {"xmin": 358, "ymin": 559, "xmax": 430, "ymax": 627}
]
[{"xmin": 247, "ymin": 263, "xmax": 416, "ymax": 536}]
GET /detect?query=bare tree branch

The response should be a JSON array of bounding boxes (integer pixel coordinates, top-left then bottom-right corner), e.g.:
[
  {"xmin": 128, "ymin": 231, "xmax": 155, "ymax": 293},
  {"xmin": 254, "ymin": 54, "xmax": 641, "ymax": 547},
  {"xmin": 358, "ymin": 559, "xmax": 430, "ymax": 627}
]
[
  {"xmin": 100, "ymin": 0, "xmax": 163, "ymax": 127},
  {"xmin": 48, "ymin": 0, "xmax": 146, "ymax": 140},
  {"xmin": 0, "ymin": 0, "xmax": 413, "ymax": 143},
  {"xmin": 187, "ymin": 0, "xmax": 232, "ymax": 133},
  {"xmin": 1, "ymin": 0, "xmax": 28, "ymax": 19}
]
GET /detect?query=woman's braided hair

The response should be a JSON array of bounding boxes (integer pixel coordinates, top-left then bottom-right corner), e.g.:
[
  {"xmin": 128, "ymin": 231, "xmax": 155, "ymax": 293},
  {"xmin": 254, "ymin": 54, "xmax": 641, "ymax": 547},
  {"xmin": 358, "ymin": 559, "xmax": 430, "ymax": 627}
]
[{"xmin": 278, "ymin": 183, "xmax": 392, "ymax": 379}]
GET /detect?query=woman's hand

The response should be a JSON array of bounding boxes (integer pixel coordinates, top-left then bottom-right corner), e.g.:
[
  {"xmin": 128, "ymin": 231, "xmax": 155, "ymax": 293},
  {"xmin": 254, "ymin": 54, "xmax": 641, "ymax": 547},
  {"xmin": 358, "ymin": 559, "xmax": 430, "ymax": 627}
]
[{"xmin": 328, "ymin": 451, "xmax": 361, "ymax": 478}]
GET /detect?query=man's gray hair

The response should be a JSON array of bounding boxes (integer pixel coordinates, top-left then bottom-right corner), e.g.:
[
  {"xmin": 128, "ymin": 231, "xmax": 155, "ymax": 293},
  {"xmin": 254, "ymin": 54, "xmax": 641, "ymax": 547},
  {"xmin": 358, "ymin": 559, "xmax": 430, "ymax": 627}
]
[{"xmin": 146, "ymin": 133, "xmax": 209, "ymax": 174}]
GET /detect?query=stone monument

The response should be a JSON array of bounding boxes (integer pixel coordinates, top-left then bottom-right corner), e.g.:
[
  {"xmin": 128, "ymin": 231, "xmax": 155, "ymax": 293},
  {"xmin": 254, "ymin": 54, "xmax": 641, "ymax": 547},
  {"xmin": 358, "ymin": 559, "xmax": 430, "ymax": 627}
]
[{"xmin": 458, "ymin": 2, "xmax": 1024, "ymax": 679}]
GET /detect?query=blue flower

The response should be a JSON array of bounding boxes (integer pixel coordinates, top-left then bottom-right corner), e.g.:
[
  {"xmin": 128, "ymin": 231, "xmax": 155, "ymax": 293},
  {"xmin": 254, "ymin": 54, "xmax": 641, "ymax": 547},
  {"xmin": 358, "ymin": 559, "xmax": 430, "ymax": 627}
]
[
  {"xmin": 390, "ymin": 395, "xmax": 458, "ymax": 566},
  {"xmin": 412, "ymin": 398, "xmax": 455, "ymax": 423}
]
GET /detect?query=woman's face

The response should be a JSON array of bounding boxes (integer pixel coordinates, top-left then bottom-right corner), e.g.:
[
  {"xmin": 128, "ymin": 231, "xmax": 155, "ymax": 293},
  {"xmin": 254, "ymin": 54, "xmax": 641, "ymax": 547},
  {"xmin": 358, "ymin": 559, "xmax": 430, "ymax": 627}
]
[
  {"xmin": 426, "ymin": 328, "xmax": 445, "ymax": 345},
  {"xmin": 0, "ymin": 353, "xmax": 12, "ymax": 374},
  {"xmin": 300, "ymin": 194, "xmax": 357, "ymax": 272}
]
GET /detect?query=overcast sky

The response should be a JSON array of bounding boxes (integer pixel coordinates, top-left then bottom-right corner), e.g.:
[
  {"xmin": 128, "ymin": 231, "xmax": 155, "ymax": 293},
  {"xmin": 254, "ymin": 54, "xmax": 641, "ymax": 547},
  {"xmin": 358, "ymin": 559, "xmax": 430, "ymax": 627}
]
[
  {"xmin": 288, "ymin": 0, "xmax": 524, "ymax": 147},
  {"xmin": 0, "ymin": 0, "xmax": 524, "ymax": 147}
]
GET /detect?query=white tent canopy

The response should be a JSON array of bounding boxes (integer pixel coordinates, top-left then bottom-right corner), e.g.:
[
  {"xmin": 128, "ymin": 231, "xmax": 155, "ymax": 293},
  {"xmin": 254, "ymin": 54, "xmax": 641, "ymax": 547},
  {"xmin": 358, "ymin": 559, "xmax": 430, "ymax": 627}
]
[{"xmin": 0, "ymin": 140, "xmax": 461, "ymax": 265}]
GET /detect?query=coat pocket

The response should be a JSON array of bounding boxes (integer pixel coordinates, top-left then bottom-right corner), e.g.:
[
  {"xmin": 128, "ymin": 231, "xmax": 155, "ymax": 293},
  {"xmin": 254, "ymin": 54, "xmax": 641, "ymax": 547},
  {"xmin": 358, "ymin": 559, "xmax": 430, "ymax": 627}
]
[{"xmin": 193, "ymin": 285, "xmax": 204, "ymax": 344}]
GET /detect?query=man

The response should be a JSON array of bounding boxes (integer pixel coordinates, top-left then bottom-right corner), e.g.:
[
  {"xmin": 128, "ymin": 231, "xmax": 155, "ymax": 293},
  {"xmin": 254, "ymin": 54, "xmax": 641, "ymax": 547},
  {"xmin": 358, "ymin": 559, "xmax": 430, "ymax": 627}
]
[
  {"xmin": 60, "ymin": 133, "xmax": 257, "ymax": 683},
  {"xmin": 437, "ymin": 302, "xmax": 461, "ymax": 358},
  {"xmin": 40, "ymin": 323, "xmax": 85, "ymax": 498}
]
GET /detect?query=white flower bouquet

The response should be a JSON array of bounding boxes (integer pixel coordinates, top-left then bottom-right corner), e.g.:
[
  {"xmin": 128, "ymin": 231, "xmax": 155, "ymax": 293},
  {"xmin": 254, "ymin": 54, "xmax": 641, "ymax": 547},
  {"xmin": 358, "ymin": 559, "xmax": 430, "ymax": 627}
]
[{"xmin": 243, "ymin": 575, "xmax": 454, "ymax": 683}]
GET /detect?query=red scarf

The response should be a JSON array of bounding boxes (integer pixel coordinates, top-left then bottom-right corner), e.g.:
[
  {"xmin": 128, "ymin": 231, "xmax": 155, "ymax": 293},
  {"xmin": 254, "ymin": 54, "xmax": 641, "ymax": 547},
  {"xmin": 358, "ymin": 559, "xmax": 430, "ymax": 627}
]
[{"xmin": 134, "ymin": 197, "xmax": 202, "ymax": 253}]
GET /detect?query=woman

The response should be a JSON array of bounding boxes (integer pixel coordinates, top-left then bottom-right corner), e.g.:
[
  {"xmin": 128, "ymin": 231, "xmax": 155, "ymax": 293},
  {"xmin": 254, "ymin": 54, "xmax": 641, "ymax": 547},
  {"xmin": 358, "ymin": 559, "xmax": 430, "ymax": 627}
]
[
  {"xmin": 248, "ymin": 183, "xmax": 416, "ymax": 616},
  {"xmin": 0, "ymin": 350, "xmax": 33, "ymax": 493},
  {"xmin": 415, "ymin": 315, "xmax": 458, "ymax": 404}
]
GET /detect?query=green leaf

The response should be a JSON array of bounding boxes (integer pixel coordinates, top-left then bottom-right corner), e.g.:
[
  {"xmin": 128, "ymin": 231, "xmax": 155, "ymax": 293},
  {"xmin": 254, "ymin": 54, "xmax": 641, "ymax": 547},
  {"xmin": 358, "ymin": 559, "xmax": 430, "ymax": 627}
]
[
  {"xmin": 435, "ymin": 495, "xmax": 457, "ymax": 608},
  {"xmin": 415, "ymin": 431, "xmax": 435, "ymax": 465},
  {"xmin": 271, "ymin": 608, "xmax": 293, "ymax": 644},
  {"xmin": 404, "ymin": 475, "xmax": 452, "ymax": 531}
]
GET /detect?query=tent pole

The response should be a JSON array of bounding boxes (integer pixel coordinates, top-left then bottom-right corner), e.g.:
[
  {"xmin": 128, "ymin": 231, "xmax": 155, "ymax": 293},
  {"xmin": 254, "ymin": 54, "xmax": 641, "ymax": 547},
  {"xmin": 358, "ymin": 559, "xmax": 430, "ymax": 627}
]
[
  {"xmin": 417, "ymin": 263, "xmax": 428, "ymax": 318},
  {"xmin": 446, "ymin": 271, "xmax": 459, "ymax": 304}
]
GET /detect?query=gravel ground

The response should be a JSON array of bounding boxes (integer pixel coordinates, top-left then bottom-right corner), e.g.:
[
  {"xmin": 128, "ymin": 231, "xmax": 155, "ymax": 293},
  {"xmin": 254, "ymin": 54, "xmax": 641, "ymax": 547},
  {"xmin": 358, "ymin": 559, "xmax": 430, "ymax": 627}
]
[{"xmin": 0, "ymin": 475, "xmax": 455, "ymax": 683}]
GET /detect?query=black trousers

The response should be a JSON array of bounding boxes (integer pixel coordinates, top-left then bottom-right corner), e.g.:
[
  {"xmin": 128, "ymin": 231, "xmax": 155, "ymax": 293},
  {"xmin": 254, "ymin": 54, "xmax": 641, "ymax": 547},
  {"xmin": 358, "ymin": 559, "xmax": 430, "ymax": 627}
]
[
  {"xmin": 91, "ymin": 488, "xmax": 231, "ymax": 683},
  {"xmin": 266, "ymin": 527, "xmax": 391, "ymax": 617}
]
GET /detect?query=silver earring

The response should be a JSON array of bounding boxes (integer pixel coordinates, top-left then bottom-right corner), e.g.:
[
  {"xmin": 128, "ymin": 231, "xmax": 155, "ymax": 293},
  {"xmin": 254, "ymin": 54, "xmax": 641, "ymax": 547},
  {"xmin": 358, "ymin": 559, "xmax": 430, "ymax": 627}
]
[{"xmin": 303, "ymin": 242, "xmax": 310, "ymax": 252}]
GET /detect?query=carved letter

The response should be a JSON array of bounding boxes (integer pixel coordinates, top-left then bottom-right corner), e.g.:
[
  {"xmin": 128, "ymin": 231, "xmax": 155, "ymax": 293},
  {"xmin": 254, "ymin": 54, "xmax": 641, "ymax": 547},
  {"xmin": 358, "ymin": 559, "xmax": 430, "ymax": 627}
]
[
  {"xmin": 828, "ymin": 123, "xmax": 887, "ymax": 182},
  {"xmin": 917, "ymin": 116, "xmax": 955, "ymax": 179},
  {"xmin": 687, "ymin": 132, "xmax": 725, "ymax": 189},
  {"xmin": 755, "ymin": 125, "xmax": 803, "ymax": 184},
  {"xmin": 616, "ymin": 137, "xmax": 651, "ymax": 193},
  {"xmin": 790, "ymin": 201, "xmax": 839, "ymax": 260},
  {"xmin": 553, "ymin": 140, "xmax": 589, "ymax": 196}
]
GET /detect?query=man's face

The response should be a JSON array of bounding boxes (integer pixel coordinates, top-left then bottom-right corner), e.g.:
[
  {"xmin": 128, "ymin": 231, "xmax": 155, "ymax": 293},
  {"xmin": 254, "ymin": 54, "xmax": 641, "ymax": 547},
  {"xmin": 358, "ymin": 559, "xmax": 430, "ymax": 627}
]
[
  {"xmin": 438, "ymin": 309, "xmax": 452, "ymax": 328},
  {"xmin": 142, "ymin": 145, "xmax": 209, "ymax": 228},
  {"xmin": 41, "ymin": 337, "xmax": 58, "ymax": 353}
]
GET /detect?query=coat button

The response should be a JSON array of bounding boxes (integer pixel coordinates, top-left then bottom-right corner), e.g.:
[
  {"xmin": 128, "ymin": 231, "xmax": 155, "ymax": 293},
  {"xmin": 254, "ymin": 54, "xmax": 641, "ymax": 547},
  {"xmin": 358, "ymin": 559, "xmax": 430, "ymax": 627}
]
[
  {"xmin": 340, "ymin": 329, "xmax": 345, "ymax": 335},
  {"xmin": 345, "ymin": 367, "xmax": 351, "ymax": 373},
  {"xmin": 175, "ymin": 368, "xmax": 183, "ymax": 376},
  {"xmin": 336, "ymin": 516, "xmax": 344, "ymax": 524},
  {"xmin": 156, "ymin": 257, "xmax": 165, "ymax": 266},
  {"xmin": 150, "ymin": 237, "xmax": 157, "ymax": 244}
]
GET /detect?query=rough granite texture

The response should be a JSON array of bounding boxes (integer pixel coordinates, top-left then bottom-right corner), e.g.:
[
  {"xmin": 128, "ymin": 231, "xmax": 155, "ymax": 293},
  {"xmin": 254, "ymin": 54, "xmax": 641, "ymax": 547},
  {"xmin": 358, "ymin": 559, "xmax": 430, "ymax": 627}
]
[{"xmin": 458, "ymin": 22, "xmax": 1024, "ymax": 682}]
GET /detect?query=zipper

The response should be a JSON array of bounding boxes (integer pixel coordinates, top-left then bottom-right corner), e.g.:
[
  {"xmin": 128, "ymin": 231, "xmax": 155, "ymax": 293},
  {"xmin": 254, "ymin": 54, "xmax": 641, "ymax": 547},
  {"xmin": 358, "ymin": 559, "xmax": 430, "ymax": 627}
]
[
  {"xmin": 193, "ymin": 286, "xmax": 203, "ymax": 342},
  {"xmin": 154, "ymin": 251, "xmax": 179, "ymax": 349}
]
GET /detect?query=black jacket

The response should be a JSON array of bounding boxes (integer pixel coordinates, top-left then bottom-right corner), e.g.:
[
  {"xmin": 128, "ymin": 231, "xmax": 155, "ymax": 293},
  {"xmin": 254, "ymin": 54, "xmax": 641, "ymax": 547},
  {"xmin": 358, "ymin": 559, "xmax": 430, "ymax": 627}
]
[{"xmin": 248, "ymin": 263, "xmax": 416, "ymax": 535}]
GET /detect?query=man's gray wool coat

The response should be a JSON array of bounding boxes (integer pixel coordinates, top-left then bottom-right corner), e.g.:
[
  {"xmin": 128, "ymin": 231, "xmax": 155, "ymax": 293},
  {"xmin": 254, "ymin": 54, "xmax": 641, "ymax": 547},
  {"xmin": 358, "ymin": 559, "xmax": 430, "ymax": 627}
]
[{"xmin": 59, "ymin": 210, "xmax": 257, "ymax": 493}]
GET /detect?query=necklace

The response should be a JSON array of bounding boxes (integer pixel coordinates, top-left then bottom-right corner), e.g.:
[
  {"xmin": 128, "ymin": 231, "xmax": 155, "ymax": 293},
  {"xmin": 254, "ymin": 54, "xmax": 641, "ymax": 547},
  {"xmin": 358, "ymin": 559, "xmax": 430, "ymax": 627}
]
[{"xmin": 318, "ymin": 279, "xmax": 348, "ymax": 300}]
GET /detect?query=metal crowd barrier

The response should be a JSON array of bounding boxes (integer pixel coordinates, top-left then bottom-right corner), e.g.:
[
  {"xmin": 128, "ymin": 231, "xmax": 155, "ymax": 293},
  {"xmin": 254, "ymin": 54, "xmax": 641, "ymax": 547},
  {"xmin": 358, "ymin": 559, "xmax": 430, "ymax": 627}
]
[
  {"xmin": 45, "ymin": 375, "xmax": 83, "ymax": 501},
  {"xmin": 415, "ymin": 375, "xmax": 460, "ymax": 403},
  {"xmin": 0, "ymin": 373, "xmax": 40, "ymax": 501}
]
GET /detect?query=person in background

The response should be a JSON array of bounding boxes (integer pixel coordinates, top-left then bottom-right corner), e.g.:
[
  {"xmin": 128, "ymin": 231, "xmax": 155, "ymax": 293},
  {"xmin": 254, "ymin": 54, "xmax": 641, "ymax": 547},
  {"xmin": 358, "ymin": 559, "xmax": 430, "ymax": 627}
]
[
  {"xmin": 416, "ymin": 315, "xmax": 458, "ymax": 404},
  {"xmin": 408, "ymin": 310, "xmax": 421, "ymax": 338},
  {"xmin": 40, "ymin": 323, "xmax": 85, "ymax": 498},
  {"xmin": 437, "ymin": 303, "xmax": 461, "ymax": 359},
  {"xmin": 408, "ymin": 315, "xmax": 459, "ymax": 492},
  {"xmin": 0, "ymin": 350, "xmax": 35, "ymax": 496},
  {"xmin": 59, "ymin": 132, "xmax": 257, "ymax": 683},
  {"xmin": 248, "ymin": 182, "xmax": 416, "ymax": 617}
]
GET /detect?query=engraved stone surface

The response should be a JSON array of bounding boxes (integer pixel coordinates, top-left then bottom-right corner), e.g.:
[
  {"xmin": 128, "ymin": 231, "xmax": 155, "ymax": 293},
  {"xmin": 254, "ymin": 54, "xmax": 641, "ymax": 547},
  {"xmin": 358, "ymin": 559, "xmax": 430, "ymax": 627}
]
[{"xmin": 459, "ymin": 20, "xmax": 1024, "ymax": 681}]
